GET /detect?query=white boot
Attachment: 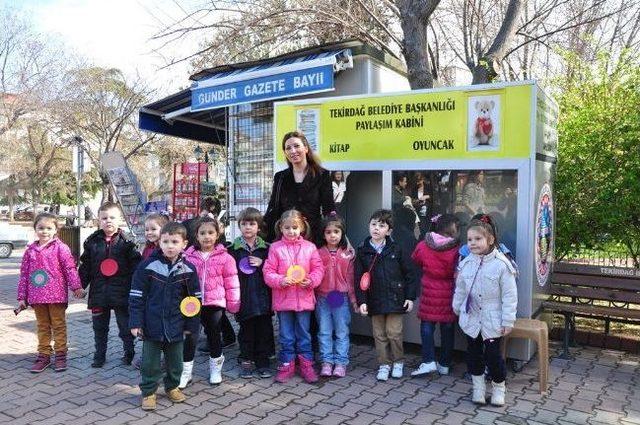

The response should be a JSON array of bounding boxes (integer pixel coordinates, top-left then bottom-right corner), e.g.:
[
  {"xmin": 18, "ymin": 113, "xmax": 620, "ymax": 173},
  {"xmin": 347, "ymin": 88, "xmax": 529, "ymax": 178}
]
[
  {"xmin": 471, "ymin": 374, "xmax": 487, "ymax": 405},
  {"xmin": 491, "ymin": 381, "xmax": 506, "ymax": 406},
  {"xmin": 178, "ymin": 361, "xmax": 194, "ymax": 389},
  {"xmin": 209, "ymin": 355, "xmax": 224, "ymax": 385}
]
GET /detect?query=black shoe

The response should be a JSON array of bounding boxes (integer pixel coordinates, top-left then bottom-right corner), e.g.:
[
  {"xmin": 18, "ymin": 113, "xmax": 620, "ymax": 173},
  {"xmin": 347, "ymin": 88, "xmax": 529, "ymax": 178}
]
[
  {"xmin": 92, "ymin": 357, "xmax": 105, "ymax": 368},
  {"xmin": 255, "ymin": 367, "xmax": 273, "ymax": 378},
  {"xmin": 122, "ymin": 351, "xmax": 134, "ymax": 365},
  {"xmin": 240, "ymin": 361, "xmax": 254, "ymax": 379}
]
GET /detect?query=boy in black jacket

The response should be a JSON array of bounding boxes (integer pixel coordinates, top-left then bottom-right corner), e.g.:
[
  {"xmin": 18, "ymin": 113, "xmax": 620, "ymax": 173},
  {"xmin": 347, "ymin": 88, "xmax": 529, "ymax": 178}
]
[
  {"xmin": 79, "ymin": 202, "xmax": 142, "ymax": 368},
  {"xmin": 354, "ymin": 209, "xmax": 417, "ymax": 382},
  {"xmin": 228, "ymin": 208, "xmax": 274, "ymax": 378},
  {"xmin": 129, "ymin": 222, "xmax": 201, "ymax": 410}
]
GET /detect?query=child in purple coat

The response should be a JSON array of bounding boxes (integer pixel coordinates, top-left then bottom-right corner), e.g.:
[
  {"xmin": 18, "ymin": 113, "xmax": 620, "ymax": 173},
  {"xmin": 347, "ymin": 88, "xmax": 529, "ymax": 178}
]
[{"xmin": 17, "ymin": 213, "xmax": 85, "ymax": 373}]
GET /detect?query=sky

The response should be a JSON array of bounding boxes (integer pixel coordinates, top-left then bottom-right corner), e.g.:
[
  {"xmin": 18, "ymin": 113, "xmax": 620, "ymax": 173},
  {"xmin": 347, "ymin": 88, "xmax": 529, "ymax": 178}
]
[{"xmin": 2, "ymin": 0, "xmax": 201, "ymax": 96}]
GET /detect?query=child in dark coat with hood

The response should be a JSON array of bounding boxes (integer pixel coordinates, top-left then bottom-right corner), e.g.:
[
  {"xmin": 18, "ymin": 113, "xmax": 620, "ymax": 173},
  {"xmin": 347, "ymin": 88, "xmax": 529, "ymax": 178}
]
[
  {"xmin": 228, "ymin": 208, "xmax": 274, "ymax": 379},
  {"xmin": 410, "ymin": 214, "xmax": 460, "ymax": 377}
]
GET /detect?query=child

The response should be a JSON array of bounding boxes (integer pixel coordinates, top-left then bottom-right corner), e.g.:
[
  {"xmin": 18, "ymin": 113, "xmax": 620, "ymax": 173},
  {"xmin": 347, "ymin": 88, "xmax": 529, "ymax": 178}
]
[
  {"xmin": 452, "ymin": 215, "xmax": 518, "ymax": 406},
  {"xmin": 228, "ymin": 207, "xmax": 274, "ymax": 379},
  {"xmin": 459, "ymin": 214, "xmax": 518, "ymax": 274},
  {"xmin": 17, "ymin": 213, "xmax": 85, "ymax": 373},
  {"xmin": 129, "ymin": 222, "xmax": 201, "ymax": 410},
  {"xmin": 316, "ymin": 214, "xmax": 356, "ymax": 378},
  {"xmin": 354, "ymin": 209, "xmax": 417, "ymax": 381},
  {"xmin": 142, "ymin": 213, "xmax": 169, "ymax": 259},
  {"xmin": 79, "ymin": 202, "xmax": 142, "ymax": 368},
  {"xmin": 183, "ymin": 217, "xmax": 240, "ymax": 386},
  {"xmin": 263, "ymin": 209, "xmax": 324, "ymax": 383},
  {"xmin": 411, "ymin": 214, "xmax": 460, "ymax": 377}
]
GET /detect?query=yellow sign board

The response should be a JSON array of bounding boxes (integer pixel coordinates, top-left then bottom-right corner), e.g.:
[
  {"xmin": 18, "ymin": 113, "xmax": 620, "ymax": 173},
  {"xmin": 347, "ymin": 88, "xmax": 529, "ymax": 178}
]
[{"xmin": 275, "ymin": 84, "xmax": 532, "ymax": 162}]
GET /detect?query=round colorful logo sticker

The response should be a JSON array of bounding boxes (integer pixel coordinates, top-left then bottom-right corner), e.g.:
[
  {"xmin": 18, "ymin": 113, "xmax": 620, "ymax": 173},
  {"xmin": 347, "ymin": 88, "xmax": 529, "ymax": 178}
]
[
  {"xmin": 286, "ymin": 265, "xmax": 306, "ymax": 284},
  {"xmin": 30, "ymin": 269, "xmax": 49, "ymax": 287},
  {"xmin": 100, "ymin": 259, "xmax": 119, "ymax": 277},
  {"xmin": 535, "ymin": 183, "xmax": 553, "ymax": 286},
  {"xmin": 238, "ymin": 257, "xmax": 256, "ymax": 275},
  {"xmin": 180, "ymin": 296, "xmax": 201, "ymax": 317},
  {"xmin": 327, "ymin": 291, "xmax": 345, "ymax": 308}
]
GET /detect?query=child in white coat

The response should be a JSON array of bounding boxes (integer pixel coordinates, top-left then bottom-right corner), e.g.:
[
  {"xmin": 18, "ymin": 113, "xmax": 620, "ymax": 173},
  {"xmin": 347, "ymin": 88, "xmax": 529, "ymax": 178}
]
[{"xmin": 452, "ymin": 215, "xmax": 517, "ymax": 407}]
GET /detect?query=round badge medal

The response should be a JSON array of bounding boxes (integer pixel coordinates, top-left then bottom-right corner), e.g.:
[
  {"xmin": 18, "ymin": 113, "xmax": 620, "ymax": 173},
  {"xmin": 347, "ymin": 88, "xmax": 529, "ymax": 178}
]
[
  {"xmin": 286, "ymin": 265, "xmax": 306, "ymax": 284},
  {"xmin": 180, "ymin": 296, "xmax": 201, "ymax": 317},
  {"xmin": 327, "ymin": 291, "xmax": 345, "ymax": 308},
  {"xmin": 100, "ymin": 259, "xmax": 119, "ymax": 277},
  {"xmin": 238, "ymin": 257, "xmax": 256, "ymax": 275},
  {"xmin": 30, "ymin": 269, "xmax": 49, "ymax": 287}
]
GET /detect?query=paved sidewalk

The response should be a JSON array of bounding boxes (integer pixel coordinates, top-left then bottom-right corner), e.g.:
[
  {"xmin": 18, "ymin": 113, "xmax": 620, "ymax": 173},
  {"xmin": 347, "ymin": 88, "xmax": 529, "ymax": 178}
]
[{"xmin": 1, "ymin": 249, "xmax": 639, "ymax": 424}]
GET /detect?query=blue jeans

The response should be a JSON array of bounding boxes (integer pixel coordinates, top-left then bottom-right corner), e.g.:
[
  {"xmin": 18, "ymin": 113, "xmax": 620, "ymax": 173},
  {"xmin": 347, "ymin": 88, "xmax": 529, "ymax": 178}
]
[
  {"xmin": 420, "ymin": 321, "xmax": 455, "ymax": 367},
  {"xmin": 277, "ymin": 311, "xmax": 312, "ymax": 363},
  {"xmin": 315, "ymin": 294, "xmax": 351, "ymax": 365}
]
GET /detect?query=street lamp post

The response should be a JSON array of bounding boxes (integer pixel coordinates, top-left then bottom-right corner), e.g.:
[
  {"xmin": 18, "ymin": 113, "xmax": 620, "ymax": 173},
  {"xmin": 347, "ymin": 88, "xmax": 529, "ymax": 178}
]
[{"xmin": 194, "ymin": 145, "xmax": 216, "ymax": 182}]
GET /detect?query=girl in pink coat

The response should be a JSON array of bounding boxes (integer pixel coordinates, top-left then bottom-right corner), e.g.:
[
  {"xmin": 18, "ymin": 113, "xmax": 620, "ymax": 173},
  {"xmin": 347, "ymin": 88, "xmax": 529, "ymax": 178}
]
[
  {"xmin": 410, "ymin": 214, "xmax": 460, "ymax": 378},
  {"xmin": 263, "ymin": 210, "xmax": 324, "ymax": 383},
  {"xmin": 16, "ymin": 213, "xmax": 85, "ymax": 373},
  {"xmin": 184, "ymin": 217, "xmax": 240, "ymax": 385},
  {"xmin": 315, "ymin": 214, "xmax": 356, "ymax": 378}
]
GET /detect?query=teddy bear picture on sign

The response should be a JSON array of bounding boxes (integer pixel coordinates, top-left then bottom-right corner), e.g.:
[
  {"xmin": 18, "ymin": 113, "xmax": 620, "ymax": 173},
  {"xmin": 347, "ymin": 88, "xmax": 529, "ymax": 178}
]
[{"xmin": 467, "ymin": 95, "xmax": 501, "ymax": 151}]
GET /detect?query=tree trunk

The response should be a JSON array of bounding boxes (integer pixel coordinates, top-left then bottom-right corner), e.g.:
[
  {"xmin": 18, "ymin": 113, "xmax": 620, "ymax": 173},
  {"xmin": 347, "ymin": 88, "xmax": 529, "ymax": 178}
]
[
  {"xmin": 397, "ymin": 1, "xmax": 441, "ymax": 89},
  {"xmin": 8, "ymin": 193, "xmax": 15, "ymax": 223},
  {"xmin": 32, "ymin": 187, "xmax": 40, "ymax": 217},
  {"xmin": 471, "ymin": 0, "xmax": 525, "ymax": 84}
]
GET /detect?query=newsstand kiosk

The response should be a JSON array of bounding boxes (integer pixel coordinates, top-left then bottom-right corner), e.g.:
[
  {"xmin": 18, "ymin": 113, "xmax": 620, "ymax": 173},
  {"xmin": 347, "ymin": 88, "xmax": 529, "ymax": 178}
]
[{"xmin": 273, "ymin": 80, "xmax": 558, "ymax": 361}]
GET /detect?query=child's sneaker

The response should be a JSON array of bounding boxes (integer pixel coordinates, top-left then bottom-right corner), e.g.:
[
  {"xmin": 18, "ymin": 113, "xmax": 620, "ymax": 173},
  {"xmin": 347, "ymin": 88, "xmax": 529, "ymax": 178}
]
[
  {"xmin": 411, "ymin": 361, "xmax": 437, "ymax": 377},
  {"xmin": 240, "ymin": 360, "xmax": 254, "ymax": 379},
  {"xmin": 320, "ymin": 362, "xmax": 333, "ymax": 377},
  {"xmin": 436, "ymin": 363, "xmax": 450, "ymax": 375},
  {"xmin": 256, "ymin": 367, "xmax": 273, "ymax": 378},
  {"xmin": 54, "ymin": 351, "xmax": 67, "ymax": 372},
  {"xmin": 30, "ymin": 354, "xmax": 51, "ymax": 373},
  {"xmin": 391, "ymin": 362, "xmax": 404, "ymax": 379},
  {"xmin": 297, "ymin": 355, "xmax": 318, "ymax": 383},
  {"xmin": 333, "ymin": 364, "xmax": 347, "ymax": 378},
  {"xmin": 376, "ymin": 364, "xmax": 391, "ymax": 381},
  {"xmin": 275, "ymin": 361, "xmax": 295, "ymax": 383},
  {"xmin": 141, "ymin": 394, "xmax": 156, "ymax": 410},
  {"xmin": 166, "ymin": 388, "xmax": 186, "ymax": 403}
]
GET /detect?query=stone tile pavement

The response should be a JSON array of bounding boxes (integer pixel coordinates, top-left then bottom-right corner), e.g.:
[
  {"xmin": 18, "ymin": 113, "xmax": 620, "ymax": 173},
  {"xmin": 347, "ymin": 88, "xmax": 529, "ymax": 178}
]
[{"xmin": 1, "ymin": 248, "xmax": 640, "ymax": 424}]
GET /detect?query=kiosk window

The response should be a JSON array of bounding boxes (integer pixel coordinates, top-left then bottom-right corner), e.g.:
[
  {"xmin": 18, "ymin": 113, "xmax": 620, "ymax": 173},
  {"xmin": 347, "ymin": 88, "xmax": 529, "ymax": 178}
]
[
  {"xmin": 391, "ymin": 170, "xmax": 518, "ymax": 257},
  {"xmin": 229, "ymin": 102, "xmax": 274, "ymax": 212}
]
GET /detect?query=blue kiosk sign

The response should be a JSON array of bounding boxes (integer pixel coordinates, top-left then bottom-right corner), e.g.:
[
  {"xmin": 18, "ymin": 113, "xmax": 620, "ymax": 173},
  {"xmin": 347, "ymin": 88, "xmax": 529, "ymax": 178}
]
[{"xmin": 191, "ymin": 64, "xmax": 334, "ymax": 112}]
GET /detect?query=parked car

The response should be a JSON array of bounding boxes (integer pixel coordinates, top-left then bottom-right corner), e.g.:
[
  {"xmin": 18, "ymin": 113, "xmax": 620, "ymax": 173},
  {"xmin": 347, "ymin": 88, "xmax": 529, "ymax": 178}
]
[{"xmin": 0, "ymin": 222, "xmax": 30, "ymax": 258}]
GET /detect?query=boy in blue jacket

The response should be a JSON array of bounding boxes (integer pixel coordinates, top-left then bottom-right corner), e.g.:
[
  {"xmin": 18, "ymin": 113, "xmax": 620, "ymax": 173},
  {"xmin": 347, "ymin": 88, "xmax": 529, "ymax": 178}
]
[{"xmin": 129, "ymin": 222, "xmax": 201, "ymax": 410}]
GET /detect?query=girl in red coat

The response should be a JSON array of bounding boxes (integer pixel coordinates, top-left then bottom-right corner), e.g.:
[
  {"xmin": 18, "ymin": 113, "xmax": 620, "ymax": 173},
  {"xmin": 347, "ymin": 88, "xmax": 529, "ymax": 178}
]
[
  {"xmin": 410, "ymin": 214, "xmax": 460, "ymax": 377},
  {"xmin": 141, "ymin": 213, "xmax": 169, "ymax": 259}
]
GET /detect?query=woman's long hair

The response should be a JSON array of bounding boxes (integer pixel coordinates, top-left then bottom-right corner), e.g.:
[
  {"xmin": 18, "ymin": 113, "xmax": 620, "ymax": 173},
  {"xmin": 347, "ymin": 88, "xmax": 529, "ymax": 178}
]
[{"xmin": 282, "ymin": 131, "xmax": 322, "ymax": 177}]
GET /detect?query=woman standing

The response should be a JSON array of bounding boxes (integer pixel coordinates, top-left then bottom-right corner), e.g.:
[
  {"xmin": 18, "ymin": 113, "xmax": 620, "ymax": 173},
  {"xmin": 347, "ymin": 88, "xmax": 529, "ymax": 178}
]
[{"xmin": 263, "ymin": 131, "xmax": 335, "ymax": 245}]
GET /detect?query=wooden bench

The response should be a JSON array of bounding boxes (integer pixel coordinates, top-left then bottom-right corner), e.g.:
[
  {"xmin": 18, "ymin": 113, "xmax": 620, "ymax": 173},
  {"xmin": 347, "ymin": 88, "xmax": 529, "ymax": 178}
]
[{"xmin": 543, "ymin": 262, "xmax": 640, "ymax": 358}]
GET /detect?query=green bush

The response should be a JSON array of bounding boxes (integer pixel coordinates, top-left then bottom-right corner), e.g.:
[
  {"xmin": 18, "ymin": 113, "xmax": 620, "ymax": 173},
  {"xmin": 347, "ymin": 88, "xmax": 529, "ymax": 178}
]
[{"xmin": 555, "ymin": 52, "xmax": 640, "ymax": 267}]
